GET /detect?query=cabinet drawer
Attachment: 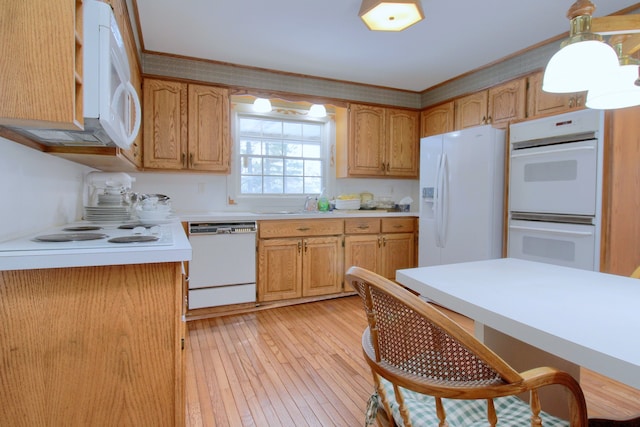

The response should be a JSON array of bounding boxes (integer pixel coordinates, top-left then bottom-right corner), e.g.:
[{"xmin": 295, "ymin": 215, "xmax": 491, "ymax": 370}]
[
  {"xmin": 259, "ymin": 219, "xmax": 344, "ymax": 238},
  {"xmin": 381, "ymin": 217, "xmax": 416, "ymax": 233},
  {"xmin": 344, "ymin": 218, "xmax": 380, "ymax": 234}
]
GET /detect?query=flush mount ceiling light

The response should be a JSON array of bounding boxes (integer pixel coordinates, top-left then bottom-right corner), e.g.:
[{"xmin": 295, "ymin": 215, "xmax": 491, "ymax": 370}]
[
  {"xmin": 359, "ymin": 0, "xmax": 424, "ymax": 32},
  {"xmin": 253, "ymin": 98, "xmax": 272, "ymax": 113},
  {"xmin": 308, "ymin": 104, "xmax": 327, "ymax": 118},
  {"xmin": 543, "ymin": 0, "xmax": 640, "ymax": 109}
]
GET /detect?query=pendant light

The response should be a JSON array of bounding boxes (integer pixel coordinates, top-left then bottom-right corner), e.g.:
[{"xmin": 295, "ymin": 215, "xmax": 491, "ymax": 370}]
[
  {"xmin": 543, "ymin": 0, "xmax": 619, "ymax": 94},
  {"xmin": 253, "ymin": 98, "xmax": 272, "ymax": 113},
  {"xmin": 308, "ymin": 104, "xmax": 327, "ymax": 118},
  {"xmin": 359, "ymin": 0, "xmax": 424, "ymax": 32},
  {"xmin": 586, "ymin": 38, "xmax": 640, "ymax": 109}
]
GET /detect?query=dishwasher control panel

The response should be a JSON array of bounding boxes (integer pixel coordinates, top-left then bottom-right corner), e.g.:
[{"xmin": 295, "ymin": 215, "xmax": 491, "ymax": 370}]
[{"xmin": 188, "ymin": 221, "xmax": 257, "ymax": 235}]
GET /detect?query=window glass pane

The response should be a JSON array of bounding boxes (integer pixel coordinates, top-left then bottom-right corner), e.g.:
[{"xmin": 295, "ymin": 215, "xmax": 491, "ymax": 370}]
[
  {"xmin": 264, "ymin": 176, "xmax": 284, "ymax": 193},
  {"xmin": 285, "ymin": 176, "xmax": 304, "ymax": 193},
  {"xmin": 264, "ymin": 158, "xmax": 284, "ymax": 175},
  {"xmin": 240, "ymin": 139, "xmax": 262, "ymax": 155},
  {"xmin": 263, "ymin": 121, "xmax": 282, "ymax": 137},
  {"xmin": 265, "ymin": 141, "xmax": 283, "ymax": 156},
  {"xmin": 239, "ymin": 119, "xmax": 263, "ymax": 136},
  {"xmin": 304, "ymin": 177, "xmax": 322, "ymax": 194},
  {"xmin": 241, "ymin": 156, "xmax": 263, "ymax": 175},
  {"xmin": 303, "ymin": 124, "xmax": 321, "ymax": 140},
  {"xmin": 283, "ymin": 122, "xmax": 303, "ymax": 139},
  {"xmin": 241, "ymin": 176, "xmax": 263, "ymax": 193},
  {"xmin": 303, "ymin": 143, "xmax": 321, "ymax": 158},
  {"xmin": 285, "ymin": 159, "xmax": 303, "ymax": 176},
  {"xmin": 284, "ymin": 142, "xmax": 302, "ymax": 157},
  {"xmin": 304, "ymin": 160, "xmax": 322, "ymax": 177}
]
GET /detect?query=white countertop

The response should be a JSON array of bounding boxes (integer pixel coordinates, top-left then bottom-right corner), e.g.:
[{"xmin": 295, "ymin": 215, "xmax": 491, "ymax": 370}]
[
  {"xmin": 0, "ymin": 221, "xmax": 191, "ymax": 271},
  {"xmin": 177, "ymin": 209, "xmax": 417, "ymax": 222},
  {"xmin": 396, "ymin": 258, "xmax": 640, "ymax": 389}
]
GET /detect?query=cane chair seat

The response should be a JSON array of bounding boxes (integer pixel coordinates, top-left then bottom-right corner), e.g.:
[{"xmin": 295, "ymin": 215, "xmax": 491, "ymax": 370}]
[{"xmin": 346, "ymin": 266, "xmax": 589, "ymax": 427}]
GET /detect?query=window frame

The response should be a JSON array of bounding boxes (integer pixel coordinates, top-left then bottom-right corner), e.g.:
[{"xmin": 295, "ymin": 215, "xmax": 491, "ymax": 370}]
[{"xmin": 228, "ymin": 102, "xmax": 334, "ymax": 210}]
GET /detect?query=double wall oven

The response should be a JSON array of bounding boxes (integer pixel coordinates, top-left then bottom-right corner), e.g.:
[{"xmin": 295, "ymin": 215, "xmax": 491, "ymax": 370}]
[{"xmin": 508, "ymin": 109, "xmax": 604, "ymax": 271}]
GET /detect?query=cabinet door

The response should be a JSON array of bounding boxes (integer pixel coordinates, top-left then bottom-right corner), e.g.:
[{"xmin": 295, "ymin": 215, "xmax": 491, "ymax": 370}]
[
  {"xmin": 380, "ymin": 233, "xmax": 415, "ymax": 279},
  {"xmin": 488, "ymin": 78, "xmax": 526, "ymax": 128},
  {"xmin": 302, "ymin": 236, "xmax": 344, "ymax": 297},
  {"xmin": 455, "ymin": 91, "xmax": 488, "ymax": 130},
  {"xmin": 0, "ymin": 0, "xmax": 82, "ymax": 129},
  {"xmin": 386, "ymin": 108, "xmax": 419, "ymax": 178},
  {"xmin": 187, "ymin": 84, "xmax": 230, "ymax": 173},
  {"xmin": 420, "ymin": 101, "xmax": 454, "ymax": 137},
  {"xmin": 143, "ymin": 79, "xmax": 188, "ymax": 169},
  {"xmin": 258, "ymin": 238, "xmax": 302, "ymax": 302},
  {"xmin": 348, "ymin": 104, "xmax": 385, "ymax": 176},
  {"xmin": 526, "ymin": 72, "xmax": 584, "ymax": 118},
  {"xmin": 345, "ymin": 234, "xmax": 381, "ymax": 276}
]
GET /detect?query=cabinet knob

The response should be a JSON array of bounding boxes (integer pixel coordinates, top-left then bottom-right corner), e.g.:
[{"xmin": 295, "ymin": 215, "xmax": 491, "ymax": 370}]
[{"xmin": 182, "ymin": 153, "xmax": 187, "ymax": 167}]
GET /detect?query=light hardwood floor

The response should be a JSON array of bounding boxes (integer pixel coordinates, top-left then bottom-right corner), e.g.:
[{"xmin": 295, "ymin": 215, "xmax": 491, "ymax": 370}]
[{"xmin": 185, "ymin": 296, "xmax": 640, "ymax": 426}]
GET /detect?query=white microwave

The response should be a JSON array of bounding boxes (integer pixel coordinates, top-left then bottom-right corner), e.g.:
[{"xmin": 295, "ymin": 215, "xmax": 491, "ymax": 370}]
[
  {"xmin": 82, "ymin": 0, "xmax": 141, "ymax": 149},
  {"xmin": 10, "ymin": 0, "xmax": 141, "ymax": 149}
]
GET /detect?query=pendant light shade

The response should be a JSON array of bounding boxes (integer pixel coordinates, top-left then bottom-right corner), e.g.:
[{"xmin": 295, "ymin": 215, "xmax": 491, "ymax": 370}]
[
  {"xmin": 359, "ymin": 0, "xmax": 424, "ymax": 32},
  {"xmin": 253, "ymin": 98, "xmax": 272, "ymax": 113},
  {"xmin": 543, "ymin": 39, "xmax": 619, "ymax": 93},
  {"xmin": 586, "ymin": 64, "xmax": 640, "ymax": 109},
  {"xmin": 308, "ymin": 104, "xmax": 327, "ymax": 118}
]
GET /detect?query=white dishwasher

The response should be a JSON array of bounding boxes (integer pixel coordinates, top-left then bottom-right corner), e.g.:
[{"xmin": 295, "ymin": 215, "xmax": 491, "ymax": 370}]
[{"xmin": 187, "ymin": 221, "xmax": 257, "ymax": 309}]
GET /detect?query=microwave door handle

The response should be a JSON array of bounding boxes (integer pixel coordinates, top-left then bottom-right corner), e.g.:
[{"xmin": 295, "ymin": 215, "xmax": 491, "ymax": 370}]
[
  {"xmin": 111, "ymin": 82, "xmax": 141, "ymax": 148},
  {"xmin": 122, "ymin": 81, "xmax": 141, "ymax": 146},
  {"xmin": 510, "ymin": 145, "xmax": 596, "ymax": 158},
  {"xmin": 509, "ymin": 225, "xmax": 594, "ymax": 237}
]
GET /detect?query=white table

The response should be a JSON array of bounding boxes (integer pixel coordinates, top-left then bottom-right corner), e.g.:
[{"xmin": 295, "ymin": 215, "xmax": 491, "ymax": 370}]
[{"xmin": 396, "ymin": 258, "xmax": 640, "ymax": 393}]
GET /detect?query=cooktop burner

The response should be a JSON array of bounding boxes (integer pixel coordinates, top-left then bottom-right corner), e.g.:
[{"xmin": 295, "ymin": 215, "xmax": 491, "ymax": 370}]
[
  {"xmin": 108, "ymin": 235, "xmax": 159, "ymax": 243},
  {"xmin": 117, "ymin": 223, "xmax": 160, "ymax": 229},
  {"xmin": 34, "ymin": 233, "xmax": 108, "ymax": 242},
  {"xmin": 62, "ymin": 226, "xmax": 103, "ymax": 232}
]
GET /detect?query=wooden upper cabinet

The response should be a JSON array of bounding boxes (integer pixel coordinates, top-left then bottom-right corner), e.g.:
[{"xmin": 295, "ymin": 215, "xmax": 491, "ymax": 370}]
[
  {"xmin": 0, "ymin": 0, "xmax": 83, "ymax": 129},
  {"xmin": 455, "ymin": 91, "xmax": 488, "ymax": 130},
  {"xmin": 420, "ymin": 101, "xmax": 454, "ymax": 137},
  {"xmin": 386, "ymin": 107, "xmax": 419, "ymax": 177},
  {"xmin": 527, "ymin": 71, "xmax": 586, "ymax": 118},
  {"xmin": 143, "ymin": 79, "xmax": 188, "ymax": 169},
  {"xmin": 188, "ymin": 84, "xmax": 230, "ymax": 172},
  {"xmin": 454, "ymin": 78, "xmax": 526, "ymax": 130},
  {"xmin": 348, "ymin": 104, "xmax": 386, "ymax": 176},
  {"xmin": 347, "ymin": 103, "xmax": 418, "ymax": 178},
  {"xmin": 488, "ymin": 78, "xmax": 527, "ymax": 127},
  {"xmin": 143, "ymin": 78, "xmax": 230, "ymax": 172}
]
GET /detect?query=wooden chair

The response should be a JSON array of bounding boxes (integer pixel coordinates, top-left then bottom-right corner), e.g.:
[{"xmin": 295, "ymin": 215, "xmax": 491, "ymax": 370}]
[
  {"xmin": 630, "ymin": 266, "xmax": 640, "ymax": 279},
  {"xmin": 345, "ymin": 266, "xmax": 589, "ymax": 427}
]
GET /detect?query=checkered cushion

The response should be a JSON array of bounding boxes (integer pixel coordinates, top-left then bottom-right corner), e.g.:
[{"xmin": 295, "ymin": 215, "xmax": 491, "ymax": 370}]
[{"xmin": 378, "ymin": 377, "xmax": 569, "ymax": 426}]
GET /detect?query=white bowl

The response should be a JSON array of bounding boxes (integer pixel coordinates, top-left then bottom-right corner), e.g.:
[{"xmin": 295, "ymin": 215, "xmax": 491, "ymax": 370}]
[{"xmin": 335, "ymin": 199, "xmax": 361, "ymax": 210}]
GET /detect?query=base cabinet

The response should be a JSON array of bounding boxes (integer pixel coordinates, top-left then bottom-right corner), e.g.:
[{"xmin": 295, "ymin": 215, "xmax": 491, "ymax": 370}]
[
  {"xmin": 257, "ymin": 219, "xmax": 344, "ymax": 302},
  {"xmin": 0, "ymin": 263, "xmax": 185, "ymax": 427},
  {"xmin": 344, "ymin": 217, "xmax": 416, "ymax": 280}
]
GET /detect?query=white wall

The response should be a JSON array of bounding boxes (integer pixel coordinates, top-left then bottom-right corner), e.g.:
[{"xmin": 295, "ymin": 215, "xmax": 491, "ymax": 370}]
[
  {"xmin": 0, "ymin": 135, "xmax": 420, "ymax": 241},
  {"xmin": 0, "ymin": 137, "xmax": 94, "ymax": 241},
  {"xmin": 130, "ymin": 172, "xmax": 419, "ymax": 214}
]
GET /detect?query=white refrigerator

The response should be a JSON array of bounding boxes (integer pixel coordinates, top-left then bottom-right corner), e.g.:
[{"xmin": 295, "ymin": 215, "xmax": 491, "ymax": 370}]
[{"xmin": 419, "ymin": 125, "xmax": 505, "ymax": 266}]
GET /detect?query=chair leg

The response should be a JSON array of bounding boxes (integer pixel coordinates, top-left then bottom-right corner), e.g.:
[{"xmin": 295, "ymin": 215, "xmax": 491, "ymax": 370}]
[
  {"xmin": 371, "ymin": 373, "xmax": 396, "ymax": 427},
  {"xmin": 487, "ymin": 398, "xmax": 497, "ymax": 427},
  {"xmin": 530, "ymin": 389, "xmax": 542, "ymax": 427},
  {"xmin": 393, "ymin": 384, "xmax": 412, "ymax": 427}
]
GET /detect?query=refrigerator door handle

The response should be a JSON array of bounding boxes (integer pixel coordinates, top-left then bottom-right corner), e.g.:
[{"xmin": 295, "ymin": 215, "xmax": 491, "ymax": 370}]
[
  {"xmin": 440, "ymin": 153, "xmax": 449, "ymax": 247},
  {"xmin": 434, "ymin": 153, "xmax": 445, "ymax": 248}
]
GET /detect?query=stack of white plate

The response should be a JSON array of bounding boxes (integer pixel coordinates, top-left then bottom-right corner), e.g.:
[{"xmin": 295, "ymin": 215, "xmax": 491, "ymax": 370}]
[
  {"xmin": 84, "ymin": 205, "xmax": 132, "ymax": 222},
  {"xmin": 335, "ymin": 199, "xmax": 361, "ymax": 210}
]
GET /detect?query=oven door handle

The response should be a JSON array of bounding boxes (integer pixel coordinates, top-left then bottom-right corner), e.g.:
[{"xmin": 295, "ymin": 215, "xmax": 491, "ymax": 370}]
[
  {"xmin": 510, "ymin": 145, "xmax": 595, "ymax": 158},
  {"xmin": 509, "ymin": 225, "xmax": 594, "ymax": 237}
]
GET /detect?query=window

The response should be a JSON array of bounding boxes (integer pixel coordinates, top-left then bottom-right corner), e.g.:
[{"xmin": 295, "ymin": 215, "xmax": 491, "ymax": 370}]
[{"xmin": 236, "ymin": 114, "xmax": 326, "ymax": 196}]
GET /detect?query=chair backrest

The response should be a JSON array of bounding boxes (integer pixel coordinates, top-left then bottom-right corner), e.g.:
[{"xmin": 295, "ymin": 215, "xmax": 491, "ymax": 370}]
[{"xmin": 345, "ymin": 266, "xmax": 588, "ymax": 427}]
